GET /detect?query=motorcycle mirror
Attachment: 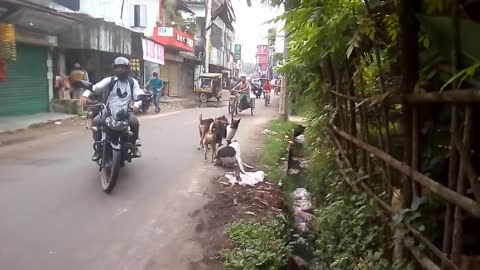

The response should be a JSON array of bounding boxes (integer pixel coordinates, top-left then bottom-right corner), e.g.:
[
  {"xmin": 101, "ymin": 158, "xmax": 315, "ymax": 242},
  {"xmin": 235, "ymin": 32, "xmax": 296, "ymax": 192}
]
[{"xmin": 80, "ymin": 80, "xmax": 93, "ymax": 90}]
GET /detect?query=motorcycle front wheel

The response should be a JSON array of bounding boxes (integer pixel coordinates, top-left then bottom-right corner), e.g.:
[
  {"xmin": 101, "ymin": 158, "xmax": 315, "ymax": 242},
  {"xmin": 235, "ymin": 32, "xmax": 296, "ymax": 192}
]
[{"xmin": 101, "ymin": 146, "xmax": 121, "ymax": 193}]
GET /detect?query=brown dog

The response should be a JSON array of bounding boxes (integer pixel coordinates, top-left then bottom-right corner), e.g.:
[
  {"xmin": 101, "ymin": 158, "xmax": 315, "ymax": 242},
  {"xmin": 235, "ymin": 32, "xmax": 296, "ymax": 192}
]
[
  {"xmin": 203, "ymin": 122, "xmax": 218, "ymax": 162},
  {"xmin": 198, "ymin": 113, "xmax": 214, "ymax": 150},
  {"xmin": 198, "ymin": 114, "xmax": 229, "ymax": 150}
]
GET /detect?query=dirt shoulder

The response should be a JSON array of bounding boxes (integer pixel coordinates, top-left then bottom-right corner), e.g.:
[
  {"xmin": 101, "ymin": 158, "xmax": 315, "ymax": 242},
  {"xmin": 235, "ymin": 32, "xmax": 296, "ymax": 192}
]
[{"xmin": 187, "ymin": 99, "xmax": 284, "ymax": 269}]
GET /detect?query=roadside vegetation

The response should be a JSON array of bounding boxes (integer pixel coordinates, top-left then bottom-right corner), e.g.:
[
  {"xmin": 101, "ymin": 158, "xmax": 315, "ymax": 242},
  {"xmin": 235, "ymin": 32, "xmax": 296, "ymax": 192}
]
[
  {"xmin": 224, "ymin": 218, "xmax": 291, "ymax": 270},
  {"xmin": 259, "ymin": 119, "xmax": 296, "ymax": 183},
  {"xmin": 222, "ymin": 119, "xmax": 294, "ymax": 270}
]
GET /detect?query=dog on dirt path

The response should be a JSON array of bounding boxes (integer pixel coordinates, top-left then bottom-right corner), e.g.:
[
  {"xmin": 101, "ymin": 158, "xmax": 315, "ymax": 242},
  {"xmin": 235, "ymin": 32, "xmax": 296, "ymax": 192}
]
[
  {"xmin": 203, "ymin": 121, "xmax": 223, "ymax": 162},
  {"xmin": 225, "ymin": 118, "xmax": 241, "ymax": 144},
  {"xmin": 198, "ymin": 114, "xmax": 229, "ymax": 150}
]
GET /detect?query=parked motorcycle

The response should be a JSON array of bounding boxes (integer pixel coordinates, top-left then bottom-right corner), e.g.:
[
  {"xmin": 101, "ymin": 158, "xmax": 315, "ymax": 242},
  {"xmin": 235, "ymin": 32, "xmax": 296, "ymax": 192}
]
[
  {"xmin": 140, "ymin": 90, "xmax": 154, "ymax": 113},
  {"xmin": 87, "ymin": 101, "xmax": 144, "ymax": 193}
]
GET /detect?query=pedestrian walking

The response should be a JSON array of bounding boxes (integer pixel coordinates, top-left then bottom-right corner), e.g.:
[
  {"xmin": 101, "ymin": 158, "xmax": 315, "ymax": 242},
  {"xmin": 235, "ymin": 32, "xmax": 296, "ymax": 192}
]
[
  {"xmin": 145, "ymin": 72, "xmax": 163, "ymax": 113},
  {"xmin": 69, "ymin": 63, "xmax": 89, "ymax": 99}
]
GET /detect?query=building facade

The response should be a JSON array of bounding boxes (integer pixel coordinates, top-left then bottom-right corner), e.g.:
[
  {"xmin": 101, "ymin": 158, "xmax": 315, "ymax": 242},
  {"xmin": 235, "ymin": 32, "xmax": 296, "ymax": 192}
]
[
  {"xmin": 256, "ymin": 45, "xmax": 269, "ymax": 76},
  {"xmin": 0, "ymin": 0, "xmax": 79, "ymax": 116}
]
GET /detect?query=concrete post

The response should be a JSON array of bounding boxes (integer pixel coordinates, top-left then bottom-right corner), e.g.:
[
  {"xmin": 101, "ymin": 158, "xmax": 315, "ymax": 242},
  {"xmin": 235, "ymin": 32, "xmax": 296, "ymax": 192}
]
[{"xmin": 204, "ymin": 0, "xmax": 213, "ymax": 73}]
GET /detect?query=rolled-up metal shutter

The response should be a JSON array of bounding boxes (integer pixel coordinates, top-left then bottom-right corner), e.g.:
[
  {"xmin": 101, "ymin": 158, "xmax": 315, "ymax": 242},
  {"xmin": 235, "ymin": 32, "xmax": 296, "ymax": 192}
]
[{"xmin": 0, "ymin": 44, "xmax": 48, "ymax": 116}]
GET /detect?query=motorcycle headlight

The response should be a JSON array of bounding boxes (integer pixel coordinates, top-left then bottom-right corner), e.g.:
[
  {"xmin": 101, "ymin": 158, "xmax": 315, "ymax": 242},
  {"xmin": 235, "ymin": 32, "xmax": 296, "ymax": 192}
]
[{"xmin": 105, "ymin": 116, "xmax": 129, "ymax": 132}]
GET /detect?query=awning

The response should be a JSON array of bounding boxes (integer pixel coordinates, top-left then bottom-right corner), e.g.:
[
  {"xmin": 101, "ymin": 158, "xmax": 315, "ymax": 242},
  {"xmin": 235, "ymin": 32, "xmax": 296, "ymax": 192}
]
[
  {"xmin": 179, "ymin": 51, "xmax": 195, "ymax": 60},
  {"xmin": 0, "ymin": 0, "xmax": 80, "ymax": 35},
  {"xmin": 57, "ymin": 13, "xmax": 132, "ymax": 54}
]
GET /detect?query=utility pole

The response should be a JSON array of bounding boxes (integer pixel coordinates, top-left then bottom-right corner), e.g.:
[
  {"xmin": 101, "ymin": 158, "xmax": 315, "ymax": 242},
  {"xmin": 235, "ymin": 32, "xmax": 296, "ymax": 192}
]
[
  {"xmin": 280, "ymin": 30, "xmax": 289, "ymax": 120},
  {"xmin": 204, "ymin": 0, "xmax": 213, "ymax": 73}
]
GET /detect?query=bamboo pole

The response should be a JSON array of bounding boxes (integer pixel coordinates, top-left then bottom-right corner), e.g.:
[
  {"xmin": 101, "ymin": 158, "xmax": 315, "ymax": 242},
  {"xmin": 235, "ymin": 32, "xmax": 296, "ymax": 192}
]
[
  {"xmin": 451, "ymin": 106, "xmax": 472, "ymax": 265},
  {"xmin": 453, "ymin": 134, "xmax": 480, "ymax": 201},
  {"xmin": 443, "ymin": 2, "xmax": 461, "ymax": 267},
  {"xmin": 330, "ymin": 125, "xmax": 480, "ymax": 218},
  {"xmin": 347, "ymin": 67, "xmax": 357, "ymax": 168},
  {"xmin": 363, "ymin": 0, "xmax": 392, "ymax": 187},
  {"xmin": 329, "ymin": 131, "xmax": 459, "ymax": 270},
  {"xmin": 359, "ymin": 69, "xmax": 373, "ymax": 178},
  {"xmin": 442, "ymin": 105, "xmax": 459, "ymax": 268},
  {"xmin": 412, "ymin": 107, "xmax": 422, "ymax": 198},
  {"xmin": 331, "ymin": 89, "xmax": 480, "ymax": 104}
]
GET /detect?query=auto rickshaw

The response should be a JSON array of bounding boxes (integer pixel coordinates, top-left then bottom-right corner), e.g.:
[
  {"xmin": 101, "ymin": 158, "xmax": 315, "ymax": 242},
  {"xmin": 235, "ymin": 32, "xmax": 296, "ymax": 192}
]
[{"xmin": 194, "ymin": 73, "xmax": 223, "ymax": 103}]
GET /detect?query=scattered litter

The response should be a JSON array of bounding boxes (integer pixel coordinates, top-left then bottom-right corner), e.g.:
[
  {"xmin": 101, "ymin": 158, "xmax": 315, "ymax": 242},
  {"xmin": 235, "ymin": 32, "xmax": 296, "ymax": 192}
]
[
  {"xmin": 233, "ymin": 197, "xmax": 238, "ymax": 205},
  {"xmin": 291, "ymin": 188, "xmax": 314, "ymax": 233},
  {"xmin": 294, "ymin": 200, "xmax": 313, "ymax": 212},
  {"xmin": 261, "ymin": 129, "xmax": 277, "ymax": 135},
  {"xmin": 54, "ymin": 121, "xmax": 62, "ymax": 125},
  {"xmin": 289, "ymin": 255, "xmax": 308, "ymax": 269},
  {"xmin": 288, "ymin": 168, "xmax": 300, "ymax": 175},
  {"xmin": 299, "ymin": 160, "xmax": 309, "ymax": 169},
  {"xmin": 294, "ymin": 134, "xmax": 305, "ymax": 144},
  {"xmin": 81, "ymin": 115, "xmax": 87, "ymax": 119},
  {"xmin": 80, "ymin": 123, "xmax": 84, "ymax": 126},
  {"xmin": 294, "ymin": 208, "xmax": 314, "ymax": 222},
  {"xmin": 224, "ymin": 171, "xmax": 265, "ymax": 186},
  {"xmin": 245, "ymin": 211, "xmax": 257, "ymax": 216},
  {"xmin": 280, "ymin": 157, "xmax": 287, "ymax": 161},
  {"xmin": 292, "ymin": 188, "xmax": 311, "ymax": 200}
]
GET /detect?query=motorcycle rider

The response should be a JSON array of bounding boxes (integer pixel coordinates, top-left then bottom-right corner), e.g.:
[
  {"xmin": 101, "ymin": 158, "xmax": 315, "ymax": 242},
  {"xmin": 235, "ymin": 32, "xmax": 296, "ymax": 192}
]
[
  {"xmin": 233, "ymin": 73, "xmax": 251, "ymax": 111},
  {"xmin": 80, "ymin": 57, "xmax": 143, "ymax": 161}
]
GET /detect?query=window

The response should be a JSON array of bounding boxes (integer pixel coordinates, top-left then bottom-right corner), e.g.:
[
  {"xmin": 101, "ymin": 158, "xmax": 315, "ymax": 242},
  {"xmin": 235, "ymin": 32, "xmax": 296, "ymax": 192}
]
[
  {"xmin": 211, "ymin": 24, "xmax": 223, "ymax": 49},
  {"xmin": 52, "ymin": 0, "xmax": 80, "ymax": 11},
  {"xmin": 130, "ymin": 4, "xmax": 146, "ymax": 28}
]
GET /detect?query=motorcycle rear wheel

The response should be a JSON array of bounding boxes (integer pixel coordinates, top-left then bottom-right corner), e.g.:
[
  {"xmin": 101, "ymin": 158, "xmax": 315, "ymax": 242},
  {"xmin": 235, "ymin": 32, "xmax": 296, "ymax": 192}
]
[{"xmin": 101, "ymin": 147, "xmax": 121, "ymax": 193}]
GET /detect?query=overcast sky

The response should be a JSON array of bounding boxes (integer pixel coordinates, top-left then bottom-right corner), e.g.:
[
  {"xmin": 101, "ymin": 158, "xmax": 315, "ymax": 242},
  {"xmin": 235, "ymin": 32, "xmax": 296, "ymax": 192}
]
[{"xmin": 231, "ymin": 0, "xmax": 284, "ymax": 63}]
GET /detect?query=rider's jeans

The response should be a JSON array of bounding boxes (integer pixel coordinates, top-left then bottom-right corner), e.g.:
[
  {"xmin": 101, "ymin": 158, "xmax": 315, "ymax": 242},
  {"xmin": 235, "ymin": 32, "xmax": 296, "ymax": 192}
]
[
  {"xmin": 153, "ymin": 92, "xmax": 161, "ymax": 112},
  {"xmin": 92, "ymin": 109, "xmax": 140, "ymax": 142}
]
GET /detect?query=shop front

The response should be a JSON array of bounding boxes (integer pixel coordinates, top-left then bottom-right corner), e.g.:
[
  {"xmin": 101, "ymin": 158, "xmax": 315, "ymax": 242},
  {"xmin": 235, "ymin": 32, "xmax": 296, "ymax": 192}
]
[
  {"xmin": 153, "ymin": 27, "xmax": 195, "ymax": 97},
  {"xmin": 141, "ymin": 37, "xmax": 165, "ymax": 87}
]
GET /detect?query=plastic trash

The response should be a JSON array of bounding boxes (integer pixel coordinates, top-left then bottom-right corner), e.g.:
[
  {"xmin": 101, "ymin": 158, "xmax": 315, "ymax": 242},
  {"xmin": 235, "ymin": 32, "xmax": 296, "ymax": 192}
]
[
  {"xmin": 294, "ymin": 200, "xmax": 313, "ymax": 212},
  {"xmin": 225, "ymin": 171, "xmax": 265, "ymax": 187},
  {"xmin": 294, "ymin": 134, "xmax": 305, "ymax": 144},
  {"xmin": 288, "ymin": 168, "xmax": 300, "ymax": 175},
  {"xmin": 261, "ymin": 129, "xmax": 277, "ymax": 135},
  {"xmin": 292, "ymin": 188, "xmax": 311, "ymax": 200}
]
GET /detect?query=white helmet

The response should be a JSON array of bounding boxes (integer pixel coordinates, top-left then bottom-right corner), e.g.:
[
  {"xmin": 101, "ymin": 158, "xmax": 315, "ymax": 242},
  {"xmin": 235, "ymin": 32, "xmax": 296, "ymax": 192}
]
[
  {"xmin": 239, "ymin": 73, "xmax": 247, "ymax": 78},
  {"xmin": 113, "ymin": 56, "xmax": 130, "ymax": 67}
]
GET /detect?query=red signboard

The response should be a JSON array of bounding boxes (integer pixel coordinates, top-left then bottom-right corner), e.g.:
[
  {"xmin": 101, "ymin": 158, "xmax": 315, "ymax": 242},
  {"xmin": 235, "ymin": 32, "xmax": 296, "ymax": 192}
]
[
  {"xmin": 257, "ymin": 55, "xmax": 268, "ymax": 65},
  {"xmin": 153, "ymin": 27, "xmax": 194, "ymax": 53},
  {"xmin": 256, "ymin": 45, "xmax": 269, "ymax": 55}
]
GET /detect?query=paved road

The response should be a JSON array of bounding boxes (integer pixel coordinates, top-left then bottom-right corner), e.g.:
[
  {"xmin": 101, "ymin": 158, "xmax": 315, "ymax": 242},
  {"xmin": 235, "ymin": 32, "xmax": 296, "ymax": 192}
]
[{"xmin": 0, "ymin": 95, "xmax": 279, "ymax": 270}]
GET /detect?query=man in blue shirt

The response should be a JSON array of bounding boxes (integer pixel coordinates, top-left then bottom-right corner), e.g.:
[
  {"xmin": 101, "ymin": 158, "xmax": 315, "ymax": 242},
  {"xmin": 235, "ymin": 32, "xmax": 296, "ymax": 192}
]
[{"xmin": 145, "ymin": 72, "xmax": 163, "ymax": 113}]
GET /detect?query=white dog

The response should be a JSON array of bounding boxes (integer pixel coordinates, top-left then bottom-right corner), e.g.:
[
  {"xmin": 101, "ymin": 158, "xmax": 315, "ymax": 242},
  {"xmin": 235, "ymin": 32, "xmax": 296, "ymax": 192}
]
[{"xmin": 215, "ymin": 141, "xmax": 253, "ymax": 173}]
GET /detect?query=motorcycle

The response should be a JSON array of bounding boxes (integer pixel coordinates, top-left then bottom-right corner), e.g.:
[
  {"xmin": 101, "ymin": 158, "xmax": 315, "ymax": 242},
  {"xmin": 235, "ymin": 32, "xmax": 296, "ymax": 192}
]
[
  {"xmin": 140, "ymin": 90, "xmax": 154, "ymax": 113},
  {"xmin": 87, "ymin": 100, "xmax": 144, "ymax": 193},
  {"xmin": 252, "ymin": 83, "xmax": 263, "ymax": 98}
]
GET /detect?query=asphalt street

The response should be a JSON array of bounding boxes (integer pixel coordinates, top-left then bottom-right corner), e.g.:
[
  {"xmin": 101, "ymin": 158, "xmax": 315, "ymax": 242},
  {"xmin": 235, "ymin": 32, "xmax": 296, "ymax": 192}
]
[{"xmin": 0, "ymin": 95, "xmax": 280, "ymax": 270}]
